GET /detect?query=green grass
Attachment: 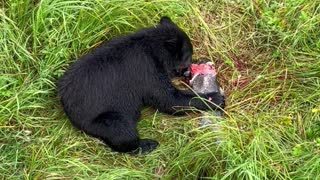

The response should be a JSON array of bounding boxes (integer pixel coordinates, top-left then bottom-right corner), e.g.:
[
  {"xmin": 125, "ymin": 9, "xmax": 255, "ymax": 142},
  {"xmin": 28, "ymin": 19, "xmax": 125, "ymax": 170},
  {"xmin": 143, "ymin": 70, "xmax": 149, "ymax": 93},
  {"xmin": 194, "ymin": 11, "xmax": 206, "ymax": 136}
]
[{"xmin": 1, "ymin": 0, "xmax": 319, "ymax": 179}]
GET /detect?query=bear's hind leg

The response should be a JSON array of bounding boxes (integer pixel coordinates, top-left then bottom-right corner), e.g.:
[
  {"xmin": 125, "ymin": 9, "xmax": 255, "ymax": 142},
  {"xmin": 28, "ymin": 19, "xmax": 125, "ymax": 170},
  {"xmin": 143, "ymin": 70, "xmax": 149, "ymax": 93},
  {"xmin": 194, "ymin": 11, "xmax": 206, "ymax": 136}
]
[{"xmin": 82, "ymin": 111, "xmax": 159, "ymax": 154}]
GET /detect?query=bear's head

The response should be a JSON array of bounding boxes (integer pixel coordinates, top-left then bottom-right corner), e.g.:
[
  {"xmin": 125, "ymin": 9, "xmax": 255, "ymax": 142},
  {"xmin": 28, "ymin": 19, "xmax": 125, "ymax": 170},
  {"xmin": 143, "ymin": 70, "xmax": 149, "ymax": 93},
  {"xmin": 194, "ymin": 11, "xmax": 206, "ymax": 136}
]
[{"xmin": 157, "ymin": 17, "xmax": 193, "ymax": 77}]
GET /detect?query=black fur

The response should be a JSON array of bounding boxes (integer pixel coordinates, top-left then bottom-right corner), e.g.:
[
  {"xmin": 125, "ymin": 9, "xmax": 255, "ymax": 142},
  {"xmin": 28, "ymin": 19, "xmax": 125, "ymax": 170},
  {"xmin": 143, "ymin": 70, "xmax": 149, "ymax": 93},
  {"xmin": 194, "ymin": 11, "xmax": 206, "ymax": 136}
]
[{"xmin": 58, "ymin": 17, "xmax": 224, "ymax": 154}]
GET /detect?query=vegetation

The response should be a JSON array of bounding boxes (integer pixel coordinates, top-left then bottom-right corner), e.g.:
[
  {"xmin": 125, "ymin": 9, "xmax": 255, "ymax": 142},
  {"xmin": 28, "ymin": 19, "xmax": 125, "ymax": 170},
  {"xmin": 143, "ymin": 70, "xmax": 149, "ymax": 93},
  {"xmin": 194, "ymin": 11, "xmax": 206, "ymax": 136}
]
[{"xmin": 1, "ymin": 0, "xmax": 319, "ymax": 179}]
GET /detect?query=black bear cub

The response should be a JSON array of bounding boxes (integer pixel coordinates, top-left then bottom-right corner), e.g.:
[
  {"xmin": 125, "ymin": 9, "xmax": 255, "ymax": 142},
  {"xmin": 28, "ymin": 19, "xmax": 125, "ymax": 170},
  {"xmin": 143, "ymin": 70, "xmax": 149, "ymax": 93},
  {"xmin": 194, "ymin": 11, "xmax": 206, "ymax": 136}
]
[{"xmin": 58, "ymin": 17, "xmax": 224, "ymax": 154}]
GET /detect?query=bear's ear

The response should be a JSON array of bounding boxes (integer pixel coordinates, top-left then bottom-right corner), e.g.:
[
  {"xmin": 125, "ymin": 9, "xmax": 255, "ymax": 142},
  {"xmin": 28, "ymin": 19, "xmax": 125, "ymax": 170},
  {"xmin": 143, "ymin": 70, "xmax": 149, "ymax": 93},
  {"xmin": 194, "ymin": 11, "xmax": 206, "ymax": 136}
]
[{"xmin": 159, "ymin": 16, "xmax": 176, "ymax": 26}]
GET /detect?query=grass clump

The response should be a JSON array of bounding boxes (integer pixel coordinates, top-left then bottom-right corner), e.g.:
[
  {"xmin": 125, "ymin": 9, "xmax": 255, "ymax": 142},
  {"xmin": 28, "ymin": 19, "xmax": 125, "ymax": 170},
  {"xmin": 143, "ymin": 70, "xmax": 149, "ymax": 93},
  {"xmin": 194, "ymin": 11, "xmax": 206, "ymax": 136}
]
[{"xmin": 1, "ymin": 0, "xmax": 319, "ymax": 179}]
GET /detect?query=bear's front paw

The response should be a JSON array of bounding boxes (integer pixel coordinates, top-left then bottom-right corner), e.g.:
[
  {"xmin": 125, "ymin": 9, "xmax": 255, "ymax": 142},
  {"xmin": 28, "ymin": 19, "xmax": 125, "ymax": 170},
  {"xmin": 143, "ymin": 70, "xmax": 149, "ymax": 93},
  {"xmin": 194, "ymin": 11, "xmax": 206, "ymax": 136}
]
[{"xmin": 206, "ymin": 92, "xmax": 225, "ymax": 110}]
